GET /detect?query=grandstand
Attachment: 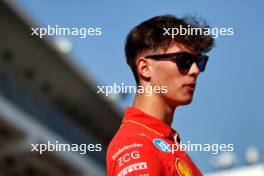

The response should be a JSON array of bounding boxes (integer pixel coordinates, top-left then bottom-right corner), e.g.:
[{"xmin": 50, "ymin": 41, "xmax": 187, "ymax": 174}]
[{"xmin": 0, "ymin": 0, "xmax": 122, "ymax": 175}]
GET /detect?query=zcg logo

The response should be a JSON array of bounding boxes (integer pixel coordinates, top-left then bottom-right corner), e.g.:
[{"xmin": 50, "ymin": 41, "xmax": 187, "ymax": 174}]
[{"xmin": 117, "ymin": 150, "xmax": 140, "ymax": 167}]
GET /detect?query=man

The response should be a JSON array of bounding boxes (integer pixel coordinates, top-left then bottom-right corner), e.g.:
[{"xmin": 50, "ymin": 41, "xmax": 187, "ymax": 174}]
[{"xmin": 107, "ymin": 15, "xmax": 214, "ymax": 176}]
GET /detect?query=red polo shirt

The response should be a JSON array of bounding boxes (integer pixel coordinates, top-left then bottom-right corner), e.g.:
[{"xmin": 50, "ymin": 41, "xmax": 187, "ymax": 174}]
[{"xmin": 106, "ymin": 107, "xmax": 202, "ymax": 176}]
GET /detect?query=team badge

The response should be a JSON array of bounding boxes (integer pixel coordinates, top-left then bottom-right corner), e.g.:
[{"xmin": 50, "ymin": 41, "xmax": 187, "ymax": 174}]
[
  {"xmin": 176, "ymin": 158, "xmax": 192, "ymax": 176},
  {"xmin": 153, "ymin": 138, "xmax": 171, "ymax": 152}
]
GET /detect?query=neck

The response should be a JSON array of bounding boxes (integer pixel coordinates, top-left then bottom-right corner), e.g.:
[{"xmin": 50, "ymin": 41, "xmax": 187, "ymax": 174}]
[{"xmin": 133, "ymin": 92, "xmax": 176, "ymax": 125}]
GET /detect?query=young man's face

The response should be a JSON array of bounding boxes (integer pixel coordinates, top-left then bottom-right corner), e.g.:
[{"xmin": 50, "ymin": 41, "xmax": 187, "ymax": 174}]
[{"xmin": 145, "ymin": 42, "xmax": 201, "ymax": 106}]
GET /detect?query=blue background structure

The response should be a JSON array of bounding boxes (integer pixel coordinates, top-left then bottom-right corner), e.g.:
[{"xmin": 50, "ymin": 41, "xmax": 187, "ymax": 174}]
[{"xmin": 16, "ymin": 0, "xmax": 264, "ymax": 173}]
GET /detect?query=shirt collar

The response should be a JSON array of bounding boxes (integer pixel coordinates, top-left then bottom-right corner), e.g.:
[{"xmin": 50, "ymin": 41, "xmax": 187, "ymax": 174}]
[{"xmin": 123, "ymin": 107, "xmax": 180, "ymax": 143}]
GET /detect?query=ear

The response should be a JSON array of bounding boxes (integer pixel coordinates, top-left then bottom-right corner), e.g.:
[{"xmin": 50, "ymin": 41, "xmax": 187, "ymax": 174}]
[{"xmin": 136, "ymin": 56, "xmax": 151, "ymax": 80}]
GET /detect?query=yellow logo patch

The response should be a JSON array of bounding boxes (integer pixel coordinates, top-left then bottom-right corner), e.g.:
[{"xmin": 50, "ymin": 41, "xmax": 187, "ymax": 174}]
[{"xmin": 176, "ymin": 158, "xmax": 192, "ymax": 176}]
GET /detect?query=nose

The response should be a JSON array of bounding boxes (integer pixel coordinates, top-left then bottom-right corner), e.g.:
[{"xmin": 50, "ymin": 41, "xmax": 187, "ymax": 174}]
[{"xmin": 188, "ymin": 63, "xmax": 200, "ymax": 77}]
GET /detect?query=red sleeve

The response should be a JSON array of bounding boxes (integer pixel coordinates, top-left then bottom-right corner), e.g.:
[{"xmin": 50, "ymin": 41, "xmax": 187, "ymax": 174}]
[{"xmin": 107, "ymin": 136, "xmax": 165, "ymax": 176}]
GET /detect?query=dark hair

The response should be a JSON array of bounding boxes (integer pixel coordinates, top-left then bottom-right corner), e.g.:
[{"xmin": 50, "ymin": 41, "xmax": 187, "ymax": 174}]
[{"xmin": 125, "ymin": 15, "xmax": 214, "ymax": 85}]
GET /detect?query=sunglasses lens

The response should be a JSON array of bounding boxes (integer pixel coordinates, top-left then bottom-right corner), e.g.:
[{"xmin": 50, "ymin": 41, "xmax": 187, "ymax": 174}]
[
  {"xmin": 177, "ymin": 54, "xmax": 208, "ymax": 72},
  {"xmin": 196, "ymin": 56, "xmax": 208, "ymax": 72},
  {"xmin": 176, "ymin": 54, "xmax": 194, "ymax": 71}
]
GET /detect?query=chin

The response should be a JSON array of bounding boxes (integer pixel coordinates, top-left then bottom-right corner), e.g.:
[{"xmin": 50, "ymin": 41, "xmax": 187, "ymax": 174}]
[
  {"xmin": 182, "ymin": 98, "xmax": 193, "ymax": 105},
  {"xmin": 164, "ymin": 94, "xmax": 194, "ymax": 107},
  {"xmin": 176, "ymin": 96, "xmax": 193, "ymax": 106}
]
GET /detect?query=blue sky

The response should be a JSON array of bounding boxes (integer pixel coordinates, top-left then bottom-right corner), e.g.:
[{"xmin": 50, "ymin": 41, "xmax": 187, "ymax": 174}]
[{"xmin": 16, "ymin": 0, "xmax": 264, "ymax": 173}]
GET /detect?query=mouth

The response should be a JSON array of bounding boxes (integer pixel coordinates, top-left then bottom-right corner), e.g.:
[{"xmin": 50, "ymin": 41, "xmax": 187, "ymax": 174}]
[{"xmin": 183, "ymin": 82, "xmax": 196, "ymax": 91}]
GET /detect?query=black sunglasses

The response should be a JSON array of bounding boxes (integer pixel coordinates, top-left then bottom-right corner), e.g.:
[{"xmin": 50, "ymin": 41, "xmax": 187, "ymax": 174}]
[{"xmin": 145, "ymin": 52, "xmax": 209, "ymax": 72}]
